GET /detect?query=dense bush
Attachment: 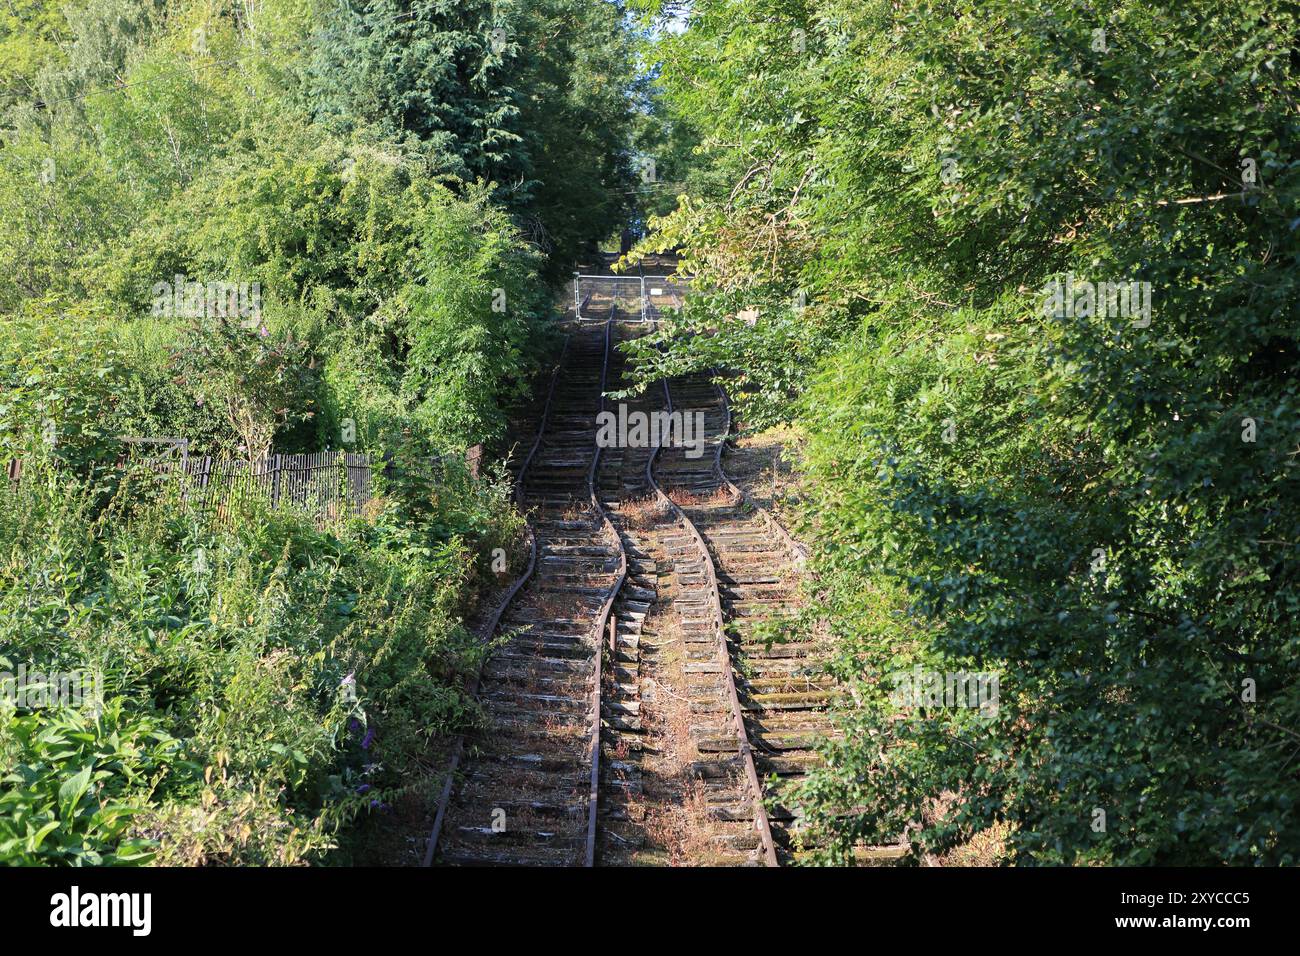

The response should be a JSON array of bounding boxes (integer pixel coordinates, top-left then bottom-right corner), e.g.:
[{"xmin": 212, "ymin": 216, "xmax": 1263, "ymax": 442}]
[
  {"xmin": 633, "ymin": 0, "xmax": 1300, "ymax": 863},
  {"xmin": 0, "ymin": 461, "xmax": 519, "ymax": 865},
  {"xmin": 0, "ymin": 0, "xmax": 619, "ymax": 456}
]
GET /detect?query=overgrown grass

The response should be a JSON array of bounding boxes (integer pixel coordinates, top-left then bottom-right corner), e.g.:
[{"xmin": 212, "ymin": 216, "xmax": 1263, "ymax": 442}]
[{"xmin": 0, "ymin": 458, "xmax": 521, "ymax": 865}]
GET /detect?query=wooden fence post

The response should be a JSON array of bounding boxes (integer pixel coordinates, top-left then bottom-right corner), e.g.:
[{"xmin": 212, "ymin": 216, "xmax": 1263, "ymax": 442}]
[{"xmin": 199, "ymin": 456, "xmax": 212, "ymax": 508}]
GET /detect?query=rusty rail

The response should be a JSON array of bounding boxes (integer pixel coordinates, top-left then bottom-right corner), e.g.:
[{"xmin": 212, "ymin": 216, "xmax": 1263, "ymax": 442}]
[
  {"xmin": 584, "ymin": 316, "xmax": 628, "ymax": 866},
  {"xmin": 424, "ymin": 319, "xmax": 625, "ymax": 868},
  {"xmin": 647, "ymin": 378, "xmax": 780, "ymax": 867},
  {"xmin": 422, "ymin": 336, "xmax": 570, "ymax": 868}
]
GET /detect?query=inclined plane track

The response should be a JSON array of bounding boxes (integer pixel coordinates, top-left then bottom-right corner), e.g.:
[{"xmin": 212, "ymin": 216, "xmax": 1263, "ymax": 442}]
[
  {"xmin": 426, "ymin": 319, "xmax": 625, "ymax": 866},
  {"xmin": 654, "ymin": 375, "xmax": 902, "ymax": 865},
  {"xmin": 425, "ymin": 312, "xmax": 892, "ymax": 865}
]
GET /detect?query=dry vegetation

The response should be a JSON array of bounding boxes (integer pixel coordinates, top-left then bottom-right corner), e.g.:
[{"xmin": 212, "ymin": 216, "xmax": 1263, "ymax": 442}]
[
  {"xmin": 622, "ymin": 585, "xmax": 721, "ymax": 864},
  {"xmin": 918, "ymin": 792, "xmax": 1012, "ymax": 867},
  {"xmin": 666, "ymin": 486, "xmax": 739, "ymax": 509},
  {"xmin": 619, "ymin": 494, "xmax": 670, "ymax": 530},
  {"xmin": 723, "ymin": 425, "xmax": 807, "ymax": 539}
]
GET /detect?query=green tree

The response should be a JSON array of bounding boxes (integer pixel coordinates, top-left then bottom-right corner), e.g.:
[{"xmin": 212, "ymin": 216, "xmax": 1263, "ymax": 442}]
[{"xmin": 635, "ymin": 0, "xmax": 1300, "ymax": 864}]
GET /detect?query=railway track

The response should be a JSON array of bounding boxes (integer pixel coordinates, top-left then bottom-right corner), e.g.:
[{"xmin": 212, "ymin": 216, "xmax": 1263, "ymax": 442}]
[
  {"xmin": 655, "ymin": 373, "xmax": 906, "ymax": 865},
  {"xmin": 593, "ymin": 321, "xmax": 660, "ymax": 862},
  {"xmin": 424, "ymin": 295, "xmax": 893, "ymax": 864},
  {"xmin": 425, "ymin": 319, "xmax": 625, "ymax": 866},
  {"xmin": 590, "ymin": 322, "xmax": 781, "ymax": 864},
  {"xmin": 649, "ymin": 376, "xmax": 779, "ymax": 864}
]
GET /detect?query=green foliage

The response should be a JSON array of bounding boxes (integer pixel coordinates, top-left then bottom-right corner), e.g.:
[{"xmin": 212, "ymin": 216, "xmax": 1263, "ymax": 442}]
[
  {"xmin": 303, "ymin": 0, "xmax": 639, "ymax": 271},
  {"xmin": 641, "ymin": 0, "xmax": 1300, "ymax": 863},
  {"xmin": 0, "ymin": 0, "xmax": 606, "ymax": 866},
  {"xmin": 513, "ymin": 0, "xmax": 642, "ymax": 264},
  {"xmin": 0, "ymin": 697, "xmax": 185, "ymax": 866},
  {"xmin": 399, "ymin": 185, "xmax": 545, "ymax": 448},
  {"xmin": 616, "ymin": 296, "xmax": 845, "ymax": 429},
  {"xmin": 304, "ymin": 0, "xmax": 526, "ymax": 181},
  {"xmin": 0, "ymin": 0, "xmax": 73, "ymax": 113},
  {"xmin": 171, "ymin": 316, "xmax": 320, "ymax": 459},
  {"xmin": 0, "ymin": 461, "xmax": 516, "ymax": 865},
  {"xmin": 0, "ymin": 130, "xmax": 141, "ymax": 312},
  {"xmin": 0, "ymin": 312, "xmax": 132, "ymax": 468},
  {"xmin": 1, "ymin": 0, "xmax": 624, "ymax": 453}
]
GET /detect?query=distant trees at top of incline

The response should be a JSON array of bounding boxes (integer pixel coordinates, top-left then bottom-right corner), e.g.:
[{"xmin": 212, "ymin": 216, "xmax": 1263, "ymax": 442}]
[
  {"xmin": 304, "ymin": 0, "xmax": 643, "ymax": 275},
  {"xmin": 0, "ymin": 0, "xmax": 653, "ymax": 458}
]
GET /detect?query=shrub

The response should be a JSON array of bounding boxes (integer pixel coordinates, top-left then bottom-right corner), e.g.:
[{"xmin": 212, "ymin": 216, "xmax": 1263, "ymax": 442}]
[{"xmin": 0, "ymin": 458, "xmax": 516, "ymax": 865}]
